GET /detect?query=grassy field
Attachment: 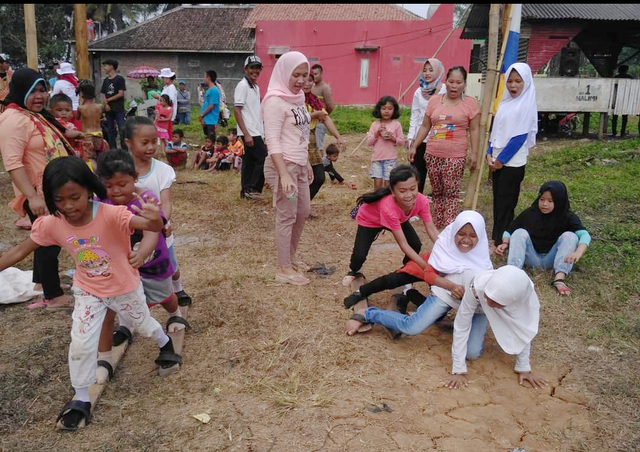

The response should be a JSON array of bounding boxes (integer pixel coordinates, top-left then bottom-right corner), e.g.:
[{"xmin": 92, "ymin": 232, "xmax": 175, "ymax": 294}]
[{"xmin": 0, "ymin": 114, "xmax": 639, "ymax": 450}]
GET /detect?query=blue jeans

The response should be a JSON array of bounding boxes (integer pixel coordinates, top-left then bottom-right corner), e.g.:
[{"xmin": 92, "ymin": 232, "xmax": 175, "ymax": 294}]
[
  {"xmin": 364, "ymin": 294, "xmax": 488, "ymax": 360},
  {"xmin": 369, "ymin": 159, "xmax": 397, "ymax": 181},
  {"xmin": 507, "ymin": 229, "xmax": 579, "ymax": 275},
  {"xmin": 177, "ymin": 111, "xmax": 191, "ymax": 125},
  {"xmin": 105, "ymin": 110, "xmax": 125, "ymax": 149}
]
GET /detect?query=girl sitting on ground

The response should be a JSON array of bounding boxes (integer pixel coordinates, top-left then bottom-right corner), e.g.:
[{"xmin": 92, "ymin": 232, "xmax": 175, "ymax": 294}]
[
  {"xmin": 0, "ymin": 156, "xmax": 181, "ymax": 430},
  {"xmin": 495, "ymin": 180, "xmax": 591, "ymax": 296},
  {"xmin": 366, "ymin": 96, "xmax": 406, "ymax": 191},
  {"xmin": 445, "ymin": 265, "xmax": 549, "ymax": 390},
  {"xmin": 154, "ymin": 94, "xmax": 173, "ymax": 157},
  {"xmin": 345, "ymin": 210, "xmax": 493, "ymax": 337},
  {"xmin": 94, "ymin": 149, "xmax": 188, "ymax": 384}
]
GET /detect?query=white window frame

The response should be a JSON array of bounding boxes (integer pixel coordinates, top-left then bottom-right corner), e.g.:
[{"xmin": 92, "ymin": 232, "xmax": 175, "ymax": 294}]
[{"xmin": 360, "ymin": 58, "xmax": 370, "ymax": 88}]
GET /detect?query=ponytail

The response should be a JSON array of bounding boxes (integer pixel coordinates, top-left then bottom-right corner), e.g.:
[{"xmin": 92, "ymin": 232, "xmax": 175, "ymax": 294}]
[
  {"xmin": 357, "ymin": 164, "xmax": 420, "ymax": 205},
  {"xmin": 357, "ymin": 187, "xmax": 391, "ymax": 205}
]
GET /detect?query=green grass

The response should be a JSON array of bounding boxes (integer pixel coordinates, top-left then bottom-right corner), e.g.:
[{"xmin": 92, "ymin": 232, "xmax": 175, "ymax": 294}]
[{"xmin": 329, "ymin": 105, "xmax": 411, "ymax": 134}]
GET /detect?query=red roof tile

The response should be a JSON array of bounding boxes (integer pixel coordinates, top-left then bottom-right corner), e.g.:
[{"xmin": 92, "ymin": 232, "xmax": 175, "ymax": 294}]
[{"xmin": 243, "ymin": 4, "xmax": 423, "ymax": 28}]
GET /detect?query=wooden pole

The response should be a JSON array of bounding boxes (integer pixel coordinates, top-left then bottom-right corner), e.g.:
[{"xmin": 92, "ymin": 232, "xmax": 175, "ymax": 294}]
[
  {"xmin": 23, "ymin": 4, "xmax": 38, "ymax": 70},
  {"xmin": 349, "ymin": 135, "xmax": 368, "ymax": 156},
  {"xmin": 74, "ymin": 4, "xmax": 89, "ymax": 79},
  {"xmin": 462, "ymin": 4, "xmax": 501, "ymax": 209},
  {"xmin": 469, "ymin": 4, "xmax": 514, "ymax": 210}
]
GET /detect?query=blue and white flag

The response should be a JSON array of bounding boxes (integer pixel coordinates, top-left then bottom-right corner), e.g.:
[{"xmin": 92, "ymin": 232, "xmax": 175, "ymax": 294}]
[{"xmin": 494, "ymin": 4, "xmax": 522, "ymax": 113}]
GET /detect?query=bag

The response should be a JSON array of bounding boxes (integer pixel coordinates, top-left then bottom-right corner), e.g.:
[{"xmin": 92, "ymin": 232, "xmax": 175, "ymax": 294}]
[{"xmin": 350, "ymin": 199, "xmax": 364, "ymax": 220}]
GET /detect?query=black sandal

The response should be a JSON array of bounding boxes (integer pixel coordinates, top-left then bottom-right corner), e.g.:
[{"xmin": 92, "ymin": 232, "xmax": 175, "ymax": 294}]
[
  {"xmin": 166, "ymin": 316, "xmax": 190, "ymax": 332},
  {"xmin": 349, "ymin": 313, "xmax": 370, "ymax": 326},
  {"xmin": 344, "ymin": 291, "xmax": 367, "ymax": 309},
  {"xmin": 175, "ymin": 290, "xmax": 192, "ymax": 307},
  {"xmin": 155, "ymin": 350, "xmax": 183, "ymax": 369},
  {"xmin": 113, "ymin": 326, "xmax": 133, "ymax": 347},
  {"xmin": 56, "ymin": 400, "xmax": 92, "ymax": 431},
  {"xmin": 96, "ymin": 360, "xmax": 114, "ymax": 382}
]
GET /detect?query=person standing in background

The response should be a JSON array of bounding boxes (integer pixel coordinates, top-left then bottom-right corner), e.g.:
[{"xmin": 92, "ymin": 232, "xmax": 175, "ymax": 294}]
[
  {"xmin": 311, "ymin": 64, "xmax": 334, "ymax": 152},
  {"xmin": 48, "ymin": 62, "xmax": 59, "ymax": 92},
  {"xmin": 52, "ymin": 62, "xmax": 80, "ymax": 112},
  {"xmin": 100, "ymin": 59, "xmax": 127, "ymax": 149},
  {"xmin": 0, "ymin": 53, "xmax": 14, "ymax": 114},
  {"xmin": 611, "ymin": 65, "xmax": 633, "ymax": 138},
  {"xmin": 199, "ymin": 70, "xmax": 220, "ymax": 141},
  {"xmin": 153, "ymin": 68, "xmax": 178, "ymax": 124},
  {"xmin": 176, "ymin": 80, "xmax": 191, "ymax": 125}
]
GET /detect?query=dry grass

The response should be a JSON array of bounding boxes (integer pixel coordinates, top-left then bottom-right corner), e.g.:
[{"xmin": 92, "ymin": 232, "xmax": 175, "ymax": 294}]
[{"xmin": 0, "ymin": 134, "xmax": 637, "ymax": 451}]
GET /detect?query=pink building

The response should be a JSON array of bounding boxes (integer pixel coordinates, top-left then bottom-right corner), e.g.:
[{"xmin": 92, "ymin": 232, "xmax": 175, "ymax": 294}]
[{"xmin": 247, "ymin": 4, "xmax": 471, "ymax": 105}]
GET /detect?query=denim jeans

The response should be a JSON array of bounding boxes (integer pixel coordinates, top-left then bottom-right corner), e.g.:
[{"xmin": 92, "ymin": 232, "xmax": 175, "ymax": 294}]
[
  {"xmin": 364, "ymin": 294, "xmax": 488, "ymax": 360},
  {"xmin": 507, "ymin": 228, "xmax": 579, "ymax": 275},
  {"xmin": 105, "ymin": 110, "xmax": 125, "ymax": 149},
  {"xmin": 177, "ymin": 111, "xmax": 191, "ymax": 125}
]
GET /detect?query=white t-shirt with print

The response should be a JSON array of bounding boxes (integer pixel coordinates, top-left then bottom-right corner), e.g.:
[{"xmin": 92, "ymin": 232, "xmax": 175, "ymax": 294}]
[
  {"xmin": 234, "ymin": 77, "xmax": 264, "ymax": 138},
  {"xmin": 135, "ymin": 158, "xmax": 176, "ymax": 247}
]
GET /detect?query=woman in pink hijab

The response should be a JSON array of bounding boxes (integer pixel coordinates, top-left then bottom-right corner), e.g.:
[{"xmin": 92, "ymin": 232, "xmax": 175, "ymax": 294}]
[{"xmin": 262, "ymin": 51, "xmax": 314, "ymax": 285}]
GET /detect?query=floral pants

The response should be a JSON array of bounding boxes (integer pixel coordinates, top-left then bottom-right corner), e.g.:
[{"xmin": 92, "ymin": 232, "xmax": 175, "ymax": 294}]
[{"xmin": 425, "ymin": 154, "xmax": 466, "ymax": 230}]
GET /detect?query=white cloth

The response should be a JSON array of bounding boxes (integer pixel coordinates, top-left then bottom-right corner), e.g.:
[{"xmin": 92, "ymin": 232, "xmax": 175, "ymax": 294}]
[
  {"xmin": 431, "ymin": 269, "xmax": 483, "ymax": 310},
  {"xmin": 52, "ymin": 79, "xmax": 80, "ymax": 111},
  {"xmin": 0, "ymin": 267, "xmax": 43, "ymax": 304},
  {"xmin": 161, "ymin": 83, "xmax": 178, "ymax": 121},
  {"xmin": 234, "ymin": 77, "xmax": 264, "ymax": 137},
  {"xmin": 135, "ymin": 158, "xmax": 176, "ymax": 247},
  {"xmin": 407, "ymin": 87, "xmax": 430, "ymax": 143},
  {"xmin": 490, "ymin": 62, "xmax": 538, "ymax": 151},
  {"xmin": 451, "ymin": 266, "xmax": 537, "ymax": 374},
  {"xmin": 428, "ymin": 210, "xmax": 493, "ymax": 274}
]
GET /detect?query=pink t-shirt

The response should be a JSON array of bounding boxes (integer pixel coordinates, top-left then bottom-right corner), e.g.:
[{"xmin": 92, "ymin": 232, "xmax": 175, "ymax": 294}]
[
  {"xmin": 263, "ymin": 96, "xmax": 311, "ymax": 166},
  {"xmin": 425, "ymin": 95, "xmax": 479, "ymax": 158},
  {"xmin": 30, "ymin": 203, "xmax": 139, "ymax": 298},
  {"xmin": 366, "ymin": 119, "xmax": 406, "ymax": 161},
  {"xmin": 356, "ymin": 193, "xmax": 433, "ymax": 231}
]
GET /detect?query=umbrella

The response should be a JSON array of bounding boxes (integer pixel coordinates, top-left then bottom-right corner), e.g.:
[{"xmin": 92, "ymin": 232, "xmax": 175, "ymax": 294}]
[{"xmin": 126, "ymin": 66, "xmax": 160, "ymax": 79}]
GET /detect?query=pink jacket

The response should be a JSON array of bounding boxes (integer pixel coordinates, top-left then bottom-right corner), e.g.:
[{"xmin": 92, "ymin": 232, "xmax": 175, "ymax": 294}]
[{"xmin": 366, "ymin": 119, "xmax": 405, "ymax": 161}]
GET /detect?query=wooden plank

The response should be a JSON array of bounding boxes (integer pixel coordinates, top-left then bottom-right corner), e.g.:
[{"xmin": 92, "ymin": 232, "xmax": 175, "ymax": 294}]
[
  {"xmin": 350, "ymin": 275, "xmax": 371, "ymax": 333},
  {"xmin": 74, "ymin": 4, "xmax": 90, "ymax": 79},
  {"xmin": 158, "ymin": 305, "xmax": 189, "ymax": 376},
  {"xmin": 23, "ymin": 5, "xmax": 38, "ymax": 70}
]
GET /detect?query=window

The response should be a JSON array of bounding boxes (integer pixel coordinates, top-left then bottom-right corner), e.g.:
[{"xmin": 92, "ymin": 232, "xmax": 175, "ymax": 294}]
[
  {"xmin": 393, "ymin": 56, "xmax": 401, "ymax": 62},
  {"xmin": 309, "ymin": 57, "xmax": 319, "ymax": 62},
  {"xmin": 360, "ymin": 58, "xmax": 369, "ymax": 88},
  {"xmin": 414, "ymin": 57, "xmax": 428, "ymax": 64}
]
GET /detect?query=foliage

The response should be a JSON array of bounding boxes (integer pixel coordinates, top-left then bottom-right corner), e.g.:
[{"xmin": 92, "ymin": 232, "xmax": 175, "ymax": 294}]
[
  {"xmin": 87, "ymin": 4, "xmax": 163, "ymax": 36},
  {"xmin": 327, "ymin": 105, "xmax": 412, "ymax": 135}
]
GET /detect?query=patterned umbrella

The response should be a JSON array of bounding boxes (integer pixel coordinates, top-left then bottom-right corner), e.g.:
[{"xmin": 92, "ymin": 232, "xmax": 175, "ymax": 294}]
[{"xmin": 126, "ymin": 66, "xmax": 160, "ymax": 79}]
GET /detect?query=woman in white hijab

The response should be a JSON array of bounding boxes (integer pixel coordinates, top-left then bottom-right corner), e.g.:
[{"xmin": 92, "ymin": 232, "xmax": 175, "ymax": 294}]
[
  {"xmin": 446, "ymin": 265, "xmax": 549, "ymax": 390},
  {"xmin": 487, "ymin": 62, "xmax": 538, "ymax": 247}
]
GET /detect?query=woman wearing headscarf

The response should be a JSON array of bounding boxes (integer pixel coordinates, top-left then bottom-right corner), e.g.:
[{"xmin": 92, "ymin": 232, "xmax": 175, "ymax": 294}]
[
  {"xmin": 446, "ymin": 265, "xmax": 549, "ymax": 390},
  {"xmin": 407, "ymin": 58, "xmax": 445, "ymax": 193},
  {"xmin": 52, "ymin": 62, "xmax": 80, "ymax": 111},
  {"xmin": 0, "ymin": 68, "xmax": 76, "ymax": 308},
  {"xmin": 487, "ymin": 62, "xmax": 538, "ymax": 246},
  {"xmin": 496, "ymin": 181, "xmax": 591, "ymax": 296},
  {"xmin": 262, "ymin": 51, "xmax": 314, "ymax": 286}
]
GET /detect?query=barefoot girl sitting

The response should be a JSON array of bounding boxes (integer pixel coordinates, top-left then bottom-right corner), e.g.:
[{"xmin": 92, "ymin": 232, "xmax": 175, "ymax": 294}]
[
  {"xmin": 445, "ymin": 265, "xmax": 549, "ymax": 390},
  {"xmin": 0, "ymin": 156, "xmax": 181, "ymax": 430},
  {"xmin": 345, "ymin": 210, "xmax": 493, "ymax": 337},
  {"xmin": 495, "ymin": 180, "xmax": 591, "ymax": 296},
  {"xmin": 94, "ymin": 149, "xmax": 188, "ymax": 383}
]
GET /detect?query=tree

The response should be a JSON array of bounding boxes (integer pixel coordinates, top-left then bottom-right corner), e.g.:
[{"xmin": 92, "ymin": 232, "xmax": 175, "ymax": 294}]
[
  {"xmin": 454, "ymin": 4, "xmax": 471, "ymax": 27},
  {"xmin": 86, "ymin": 4, "xmax": 163, "ymax": 36}
]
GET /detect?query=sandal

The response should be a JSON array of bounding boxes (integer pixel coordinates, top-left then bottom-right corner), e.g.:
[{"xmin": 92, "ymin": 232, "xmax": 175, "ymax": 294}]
[
  {"xmin": 175, "ymin": 290, "xmax": 192, "ymax": 307},
  {"xmin": 275, "ymin": 272, "xmax": 310, "ymax": 286},
  {"xmin": 113, "ymin": 326, "xmax": 133, "ymax": 347},
  {"xmin": 155, "ymin": 350, "xmax": 183, "ymax": 369},
  {"xmin": 56, "ymin": 400, "xmax": 91, "ymax": 431},
  {"xmin": 166, "ymin": 316, "xmax": 190, "ymax": 333},
  {"xmin": 346, "ymin": 313, "xmax": 371, "ymax": 336},
  {"xmin": 344, "ymin": 291, "xmax": 366, "ymax": 309},
  {"xmin": 292, "ymin": 259, "xmax": 311, "ymax": 272},
  {"xmin": 96, "ymin": 360, "xmax": 114, "ymax": 383},
  {"xmin": 308, "ymin": 263, "xmax": 336, "ymax": 277},
  {"xmin": 552, "ymin": 278, "xmax": 572, "ymax": 296}
]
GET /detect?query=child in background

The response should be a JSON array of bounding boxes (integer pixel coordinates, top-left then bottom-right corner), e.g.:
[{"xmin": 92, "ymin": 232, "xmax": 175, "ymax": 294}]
[
  {"xmin": 207, "ymin": 135, "xmax": 233, "ymax": 172},
  {"xmin": 165, "ymin": 128, "xmax": 189, "ymax": 169},
  {"xmin": 76, "ymin": 81, "xmax": 108, "ymax": 169},
  {"xmin": 323, "ymin": 144, "xmax": 356, "ymax": 190},
  {"xmin": 366, "ymin": 96, "xmax": 405, "ymax": 190},
  {"xmin": 154, "ymin": 94, "xmax": 173, "ymax": 157},
  {"xmin": 0, "ymin": 156, "xmax": 179, "ymax": 430},
  {"xmin": 94, "ymin": 149, "xmax": 187, "ymax": 384},
  {"xmin": 124, "ymin": 117, "xmax": 192, "ymax": 307},
  {"xmin": 50, "ymin": 93, "xmax": 84, "ymax": 153},
  {"xmin": 192, "ymin": 136, "xmax": 215, "ymax": 170},
  {"xmin": 228, "ymin": 127, "xmax": 244, "ymax": 173}
]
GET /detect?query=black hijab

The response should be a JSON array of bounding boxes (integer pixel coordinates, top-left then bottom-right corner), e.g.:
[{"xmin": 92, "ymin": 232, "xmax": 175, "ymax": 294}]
[
  {"xmin": 4, "ymin": 67, "xmax": 66, "ymax": 134},
  {"xmin": 507, "ymin": 181, "xmax": 586, "ymax": 253}
]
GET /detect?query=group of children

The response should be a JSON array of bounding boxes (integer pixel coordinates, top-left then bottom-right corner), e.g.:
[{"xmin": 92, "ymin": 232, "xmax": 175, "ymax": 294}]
[{"xmin": 190, "ymin": 128, "xmax": 244, "ymax": 173}]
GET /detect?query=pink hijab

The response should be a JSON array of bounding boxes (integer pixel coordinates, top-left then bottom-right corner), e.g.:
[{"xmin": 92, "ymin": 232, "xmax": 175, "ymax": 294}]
[{"xmin": 261, "ymin": 51, "xmax": 309, "ymax": 107}]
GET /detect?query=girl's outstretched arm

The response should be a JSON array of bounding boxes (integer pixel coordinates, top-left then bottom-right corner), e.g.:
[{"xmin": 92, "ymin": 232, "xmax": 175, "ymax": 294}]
[
  {"xmin": 390, "ymin": 228, "xmax": 427, "ymax": 269},
  {"xmin": 129, "ymin": 193, "xmax": 164, "ymax": 232},
  {"xmin": 423, "ymin": 220, "xmax": 439, "ymax": 244},
  {"xmin": 0, "ymin": 238, "xmax": 40, "ymax": 272}
]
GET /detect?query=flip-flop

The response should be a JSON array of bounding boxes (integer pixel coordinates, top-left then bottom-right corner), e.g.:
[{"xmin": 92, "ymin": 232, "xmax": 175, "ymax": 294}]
[{"xmin": 26, "ymin": 297, "xmax": 48, "ymax": 309}]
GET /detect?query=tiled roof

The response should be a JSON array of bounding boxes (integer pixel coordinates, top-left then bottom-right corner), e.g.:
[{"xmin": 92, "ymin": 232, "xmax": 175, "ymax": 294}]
[
  {"xmin": 243, "ymin": 4, "xmax": 423, "ymax": 28},
  {"xmin": 89, "ymin": 6, "xmax": 254, "ymax": 52}
]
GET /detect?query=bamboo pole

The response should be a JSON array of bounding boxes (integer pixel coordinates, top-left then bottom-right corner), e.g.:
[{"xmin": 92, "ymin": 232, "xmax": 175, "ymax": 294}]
[
  {"xmin": 349, "ymin": 135, "xmax": 368, "ymax": 156},
  {"xmin": 24, "ymin": 4, "xmax": 38, "ymax": 70},
  {"xmin": 74, "ymin": 4, "xmax": 90, "ymax": 79},
  {"xmin": 469, "ymin": 4, "xmax": 515, "ymax": 211},
  {"xmin": 398, "ymin": 4, "xmax": 473, "ymax": 102}
]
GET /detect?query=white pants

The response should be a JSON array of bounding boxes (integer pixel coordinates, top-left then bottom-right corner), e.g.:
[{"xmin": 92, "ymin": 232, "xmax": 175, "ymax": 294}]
[{"xmin": 69, "ymin": 283, "xmax": 163, "ymax": 388}]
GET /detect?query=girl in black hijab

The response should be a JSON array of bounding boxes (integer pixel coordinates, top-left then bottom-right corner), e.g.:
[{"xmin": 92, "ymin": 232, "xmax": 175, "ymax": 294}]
[{"xmin": 495, "ymin": 181, "xmax": 591, "ymax": 296}]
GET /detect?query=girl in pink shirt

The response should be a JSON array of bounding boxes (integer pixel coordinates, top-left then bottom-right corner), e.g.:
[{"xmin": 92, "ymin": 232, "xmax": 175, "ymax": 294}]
[
  {"xmin": 0, "ymin": 156, "xmax": 180, "ymax": 431},
  {"xmin": 366, "ymin": 96, "xmax": 406, "ymax": 190},
  {"xmin": 262, "ymin": 51, "xmax": 314, "ymax": 286}
]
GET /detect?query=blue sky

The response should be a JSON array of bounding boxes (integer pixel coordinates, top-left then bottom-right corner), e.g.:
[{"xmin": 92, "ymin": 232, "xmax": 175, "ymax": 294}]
[{"xmin": 398, "ymin": 4, "xmax": 431, "ymax": 19}]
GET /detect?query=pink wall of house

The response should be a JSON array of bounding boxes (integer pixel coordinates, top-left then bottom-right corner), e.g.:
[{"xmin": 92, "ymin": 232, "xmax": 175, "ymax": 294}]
[{"xmin": 254, "ymin": 4, "xmax": 471, "ymax": 106}]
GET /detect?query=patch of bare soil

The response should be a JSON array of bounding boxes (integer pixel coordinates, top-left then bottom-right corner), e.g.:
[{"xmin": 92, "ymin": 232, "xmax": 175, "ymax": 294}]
[{"xmin": 0, "ymin": 136, "xmax": 601, "ymax": 451}]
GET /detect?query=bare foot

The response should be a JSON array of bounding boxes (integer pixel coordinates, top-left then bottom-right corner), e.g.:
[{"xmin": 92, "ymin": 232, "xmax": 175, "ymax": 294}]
[{"xmin": 345, "ymin": 307, "xmax": 367, "ymax": 336}]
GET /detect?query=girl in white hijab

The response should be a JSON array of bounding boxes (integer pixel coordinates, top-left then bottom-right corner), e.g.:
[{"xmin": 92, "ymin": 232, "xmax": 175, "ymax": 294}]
[
  {"xmin": 487, "ymin": 62, "xmax": 538, "ymax": 246},
  {"xmin": 446, "ymin": 265, "xmax": 549, "ymax": 390},
  {"xmin": 345, "ymin": 211, "xmax": 492, "ymax": 338}
]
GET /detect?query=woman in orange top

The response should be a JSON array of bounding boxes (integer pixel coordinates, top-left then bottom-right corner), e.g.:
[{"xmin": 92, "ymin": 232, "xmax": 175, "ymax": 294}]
[
  {"xmin": 409, "ymin": 66, "xmax": 480, "ymax": 230},
  {"xmin": 0, "ymin": 68, "xmax": 76, "ymax": 308}
]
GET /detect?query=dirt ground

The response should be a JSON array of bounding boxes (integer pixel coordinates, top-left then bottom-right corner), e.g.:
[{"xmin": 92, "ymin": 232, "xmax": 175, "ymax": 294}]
[{"xmin": 0, "ymin": 134, "xmax": 601, "ymax": 451}]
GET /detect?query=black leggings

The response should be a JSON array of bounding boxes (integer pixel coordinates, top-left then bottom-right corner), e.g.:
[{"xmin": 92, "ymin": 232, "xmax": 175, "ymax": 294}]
[
  {"xmin": 491, "ymin": 165, "xmax": 525, "ymax": 246},
  {"xmin": 359, "ymin": 272, "xmax": 427, "ymax": 314},
  {"xmin": 411, "ymin": 142, "xmax": 428, "ymax": 194},
  {"xmin": 24, "ymin": 201, "xmax": 64, "ymax": 300},
  {"xmin": 309, "ymin": 163, "xmax": 326, "ymax": 201},
  {"xmin": 349, "ymin": 222, "xmax": 422, "ymax": 274}
]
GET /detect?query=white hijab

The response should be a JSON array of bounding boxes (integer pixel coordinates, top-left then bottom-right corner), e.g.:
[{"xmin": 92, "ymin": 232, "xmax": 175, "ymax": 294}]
[
  {"xmin": 490, "ymin": 62, "xmax": 538, "ymax": 150},
  {"xmin": 428, "ymin": 210, "xmax": 493, "ymax": 274},
  {"xmin": 474, "ymin": 265, "xmax": 540, "ymax": 355}
]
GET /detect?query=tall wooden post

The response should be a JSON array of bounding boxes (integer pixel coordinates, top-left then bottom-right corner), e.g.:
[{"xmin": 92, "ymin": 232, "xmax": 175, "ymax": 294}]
[
  {"xmin": 23, "ymin": 4, "xmax": 38, "ymax": 70},
  {"xmin": 74, "ymin": 4, "xmax": 89, "ymax": 79},
  {"xmin": 463, "ymin": 4, "xmax": 501, "ymax": 209}
]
